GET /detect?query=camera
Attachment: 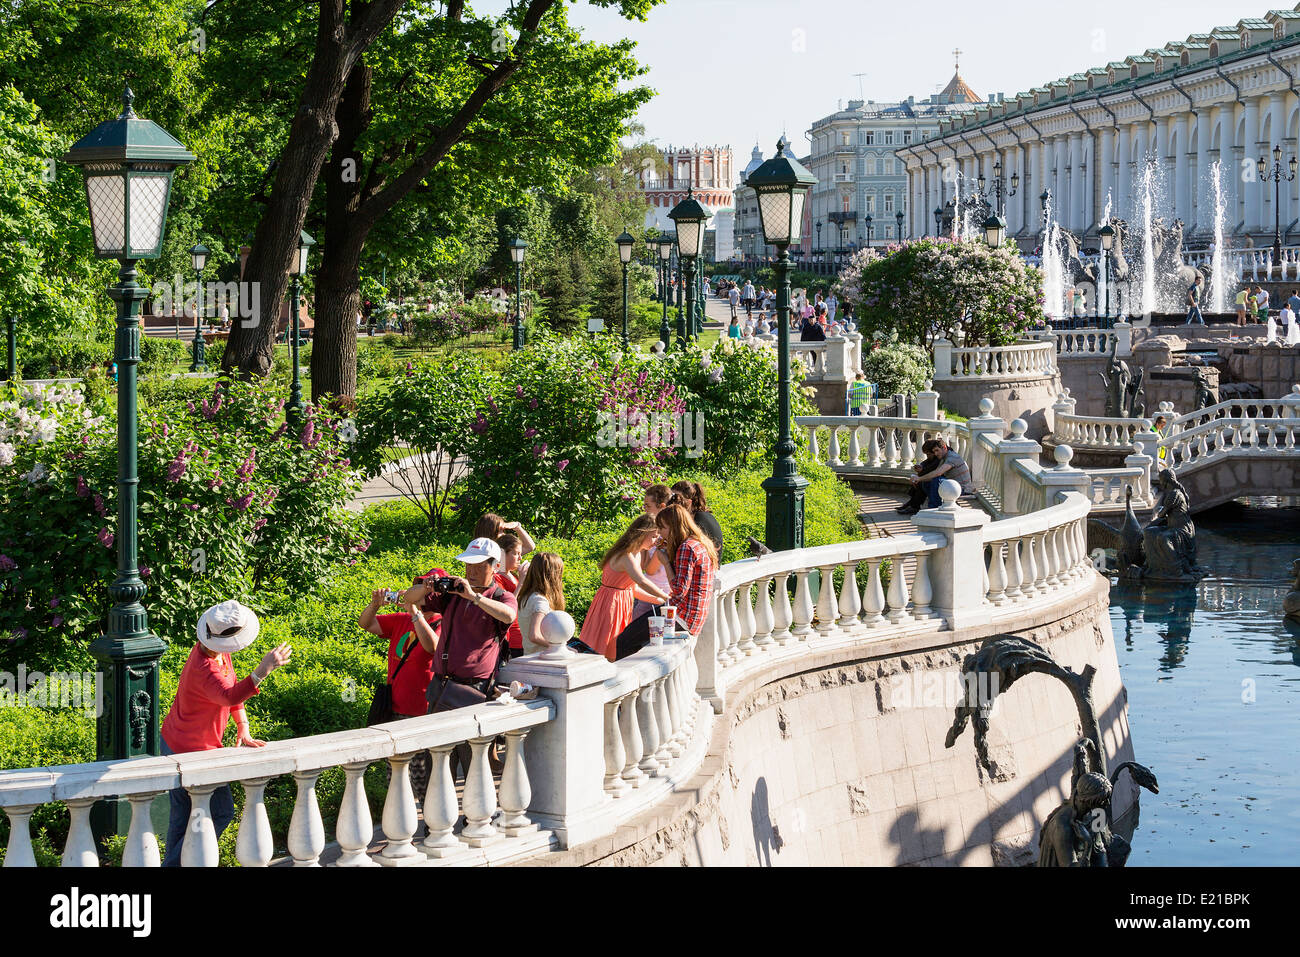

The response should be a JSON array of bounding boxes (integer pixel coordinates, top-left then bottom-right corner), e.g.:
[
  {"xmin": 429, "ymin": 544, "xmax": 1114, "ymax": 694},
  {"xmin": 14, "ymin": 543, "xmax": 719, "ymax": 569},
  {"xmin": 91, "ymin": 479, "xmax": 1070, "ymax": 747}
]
[{"xmin": 424, "ymin": 576, "xmax": 458, "ymax": 594}]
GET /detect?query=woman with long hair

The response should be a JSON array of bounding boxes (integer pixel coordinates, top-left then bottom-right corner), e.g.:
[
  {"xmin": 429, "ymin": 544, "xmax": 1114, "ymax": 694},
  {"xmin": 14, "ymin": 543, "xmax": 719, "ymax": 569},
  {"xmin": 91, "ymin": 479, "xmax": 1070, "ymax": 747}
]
[
  {"xmin": 670, "ymin": 480, "xmax": 724, "ymax": 553},
  {"xmin": 580, "ymin": 514, "xmax": 670, "ymax": 660},
  {"xmin": 473, "ymin": 512, "xmax": 537, "ymax": 555},
  {"xmin": 614, "ymin": 504, "xmax": 718, "ymax": 660},
  {"xmin": 516, "ymin": 552, "xmax": 567, "ymax": 655}
]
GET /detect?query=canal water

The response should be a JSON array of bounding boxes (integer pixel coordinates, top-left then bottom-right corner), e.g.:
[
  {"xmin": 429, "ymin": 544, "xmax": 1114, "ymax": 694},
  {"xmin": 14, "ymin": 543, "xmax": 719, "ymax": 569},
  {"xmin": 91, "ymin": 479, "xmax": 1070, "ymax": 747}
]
[{"xmin": 1109, "ymin": 499, "xmax": 1300, "ymax": 866}]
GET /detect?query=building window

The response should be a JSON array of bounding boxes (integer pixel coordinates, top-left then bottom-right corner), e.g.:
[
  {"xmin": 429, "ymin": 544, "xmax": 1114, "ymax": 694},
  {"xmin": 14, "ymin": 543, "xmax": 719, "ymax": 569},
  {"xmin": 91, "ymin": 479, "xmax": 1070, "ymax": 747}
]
[
  {"xmin": 884, "ymin": 131, "xmax": 894, "ymax": 145},
  {"xmin": 876, "ymin": 158, "xmax": 885, "ymax": 176},
  {"xmin": 858, "ymin": 131, "xmax": 866, "ymax": 145},
  {"xmin": 884, "ymin": 193, "xmax": 895, "ymax": 213},
  {"xmin": 865, "ymin": 194, "xmax": 875, "ymax": 213},
  {"xmin": 865, "ymin": 130, "xmax": 875, "ymax": 145},
  {"xmin": 842, "ymin": 196, "xmax": 851, "ymax": 213},
  {"xmin": 841, "ymin": 132, "xmax": 850, "ymax": 146},
  {"xmin": 840, "ymin": 163, "xmax": 848, "ymax": 175},
  {"xmin": 903, "ymin": 130, "xmax": 913, "ymax": 144}
]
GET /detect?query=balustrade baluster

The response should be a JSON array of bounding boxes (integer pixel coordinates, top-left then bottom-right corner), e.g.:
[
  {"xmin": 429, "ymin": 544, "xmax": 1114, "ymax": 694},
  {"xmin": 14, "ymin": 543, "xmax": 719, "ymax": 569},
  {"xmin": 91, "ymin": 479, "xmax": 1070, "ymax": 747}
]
[
  {"xmin": 1004, "ymin": 538, "xmax": 1024, "ymax": 599},
  {"xmin": 861, "ymin": 558, "xmax": 886, "ymax": 625},
  {"xmin": 901, "ymin": 430, "xmax": 915, "ymax": 470},
  {"xmin": 885, "ymin": 556, "xmax": 912, "ymax": 623},
  {"xmin": 773, "ymin": 572, "xmax": 794, "ymax": 644},
  {"xmin": 987, "ymin": 541, "xmax": 1007, "ymax": 604},
  {"xmin": 179, "ymin": 788, "xmax": 218, "ymax": 867},
  {"xmin": 848, "ymin": 425, "xmax": 862, "ymax": 466},
  {"xmin": 379, "ymin": 758, "xmax": 421, "ymax": 864},
  {"xmin": 1, "ymin": 805, "xmax": 38, "ymax": 868},
  {"xmin": 460, "ymin": 738, "xmax": 502, "ymax": 846},
  {"xmin": 808, "ymin": 426, "xmax": 820, "ymax": 463},
  {"xmin": 664, "ymin": 663, "xmax": 685, "ymax": 756},
  {"xmin": 336, "ymin": 761, "xmax": 378, "ymax": 867},
  {"xmin": 815, "ymin": 564, "xmax": 839, "ymax": 636},
  {"xmin": 62, "ymin": 798, "xmax": 99, "ymax": 867},
  {"xmin": 792, "ymin": 570, "xmax": 815, "ymax": 639},
  {"xmin": 636, "ymin": 685, "xmax": 661, "ymax": 774},
  {"xmin": 725, "ymin": 587, "xmax": 746, "ymax": 659},
  {"xmin": 837, "ymin": 561, "xmax": 862, "ymax": 626},
  {"xmin": 499, "ymin": 730, "xmax": 536, "ymax": 836},
  {"xmin": 1043, "ymin": 529, "xmax": 1061, "ymax": 588},
  {"xmin": 753, "ymin": 577, "xmax": 776, "ymax": 648},
  {"xmin": 828, "ymin": 427, "xmax": 842, "ymax": 466},
  {"xmin": 603, "ymin": 697, "xmax": 629, "ymax": 797},
  {"xmin": 618, "ymin": 691, "xmax": 645, "ymax": 788},
  {"xmin": 867, "ymin": 426, "xmax": 882, "ymax": 466},
  {"xmin": 1024, "ymin": 535, "xmax": 1042, "ymax": 596},
  {"xmin": 286, "ymin": 770, "xmax": 326, "ymax": 867},
  {"xmin": 235, "ymin": 777, "xmax": 275, "ymax": 867},
  {"xmin": 122, "ymin": 792, "xmax": 161, "ymax": 868},
  {"xmin": 652, "ymin": 677, "xmax": 674, "ymax": 772},
  {"xmin": 738, "ymin": 582, "xmax": 758, "ymax": 655},
  {"xmin": 911, "ymin": 553, "xmax": 933, "ymax": 620},
  {"xmin": 423, "ymin": 745, "xmax": 462, "ymax": 855}
]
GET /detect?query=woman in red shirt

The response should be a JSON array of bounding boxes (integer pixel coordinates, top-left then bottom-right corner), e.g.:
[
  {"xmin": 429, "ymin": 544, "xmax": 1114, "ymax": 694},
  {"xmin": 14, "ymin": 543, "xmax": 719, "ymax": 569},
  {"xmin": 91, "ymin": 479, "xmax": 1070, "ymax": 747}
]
[{"xmin": 160, "ymin": 600, "xmax": 291, "ymax": 867}]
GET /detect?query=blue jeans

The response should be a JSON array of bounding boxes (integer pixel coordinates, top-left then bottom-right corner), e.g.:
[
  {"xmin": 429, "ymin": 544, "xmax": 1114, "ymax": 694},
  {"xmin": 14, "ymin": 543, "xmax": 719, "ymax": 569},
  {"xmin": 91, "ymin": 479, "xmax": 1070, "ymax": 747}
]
[
  {"xmin": 161, "ymin": 740, "xmax": 235, "ymax": 867},
  {"xmin": 1185, "ymin": 304, "xmax": 1205, "ymax": 324},
  {"xmin": 923, "ymin": 478, "xmax": 943, "ymax": 508}
]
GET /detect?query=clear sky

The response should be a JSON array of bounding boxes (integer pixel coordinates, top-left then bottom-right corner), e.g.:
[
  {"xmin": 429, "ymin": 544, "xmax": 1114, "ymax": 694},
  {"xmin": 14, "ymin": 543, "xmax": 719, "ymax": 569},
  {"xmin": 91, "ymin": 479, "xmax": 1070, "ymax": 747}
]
[{"xmin": 538, "ymin": 0, "xmax": 1275, "ymax": 173}]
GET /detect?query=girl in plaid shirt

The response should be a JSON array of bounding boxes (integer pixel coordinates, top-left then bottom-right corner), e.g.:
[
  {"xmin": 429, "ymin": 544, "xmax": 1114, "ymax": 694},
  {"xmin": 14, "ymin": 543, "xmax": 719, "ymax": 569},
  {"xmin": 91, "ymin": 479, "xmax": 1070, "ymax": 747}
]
[{"xmin": 614, "ymin": 504, "xmax": 718, "ymax": 658}]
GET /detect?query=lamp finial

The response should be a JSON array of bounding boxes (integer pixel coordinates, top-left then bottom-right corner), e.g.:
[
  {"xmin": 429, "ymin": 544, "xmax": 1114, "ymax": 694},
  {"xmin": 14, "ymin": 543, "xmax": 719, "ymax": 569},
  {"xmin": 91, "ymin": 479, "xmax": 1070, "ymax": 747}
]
[{"xmin": 121, "ymin": 83, "xmax": 136, "ymax": 118}]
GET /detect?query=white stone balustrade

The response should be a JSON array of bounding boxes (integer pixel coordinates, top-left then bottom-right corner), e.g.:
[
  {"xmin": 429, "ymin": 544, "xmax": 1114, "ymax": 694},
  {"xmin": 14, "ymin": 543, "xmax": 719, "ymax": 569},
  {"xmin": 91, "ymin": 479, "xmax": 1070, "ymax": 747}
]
[
  {"xmin": 1048, "ymin": 321, "xmax": 1131, "ymax": 357},
  {"xmin": 1053, "ymin": 412, "xmax": 1147, "ymax": 450},
  {"xmin": 933, "ymin": 338, "xmax": 1057, "ymax": 380},
  {"xmin": 796, "ymin": 415, "xmax": 969, "ymax": 474}
]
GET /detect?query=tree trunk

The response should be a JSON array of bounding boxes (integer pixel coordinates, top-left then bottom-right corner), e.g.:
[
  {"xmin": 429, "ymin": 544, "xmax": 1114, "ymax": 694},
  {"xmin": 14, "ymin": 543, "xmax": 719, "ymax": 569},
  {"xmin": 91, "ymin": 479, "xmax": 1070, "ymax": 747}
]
[{"xmin": 222, "ymin": 0, "xmax": 401, "ymax": 380}]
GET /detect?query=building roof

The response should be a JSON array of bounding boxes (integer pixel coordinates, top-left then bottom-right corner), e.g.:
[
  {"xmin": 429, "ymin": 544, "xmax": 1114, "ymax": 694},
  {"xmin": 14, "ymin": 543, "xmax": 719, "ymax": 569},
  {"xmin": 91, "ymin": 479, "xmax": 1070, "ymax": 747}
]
[{"xmin": 937, "ymin": 69, "xmax": 981, "ymax": 103}]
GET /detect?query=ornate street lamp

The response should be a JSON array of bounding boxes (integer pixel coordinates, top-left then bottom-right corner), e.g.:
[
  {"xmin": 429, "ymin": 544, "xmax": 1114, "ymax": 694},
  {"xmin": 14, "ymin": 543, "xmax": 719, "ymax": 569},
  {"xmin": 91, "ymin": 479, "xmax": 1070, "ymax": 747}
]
[
  {"xmin": 1098, "ymin": 222, "xmax": 1115, "ymax": 318},
  {"xmin": 657, "ymin": 234, "xmax": 673, "ymax": 347},
  {"xmin": 64, "ymin": 84, "xmax": 195, "ymax": 833},
  {"xmin": 933, "ymin": 206, "xmax": 943, "ymax": 237},
  {"xmin": 1258, "ymin": 145, "xmax": 1297, "ymax": 270},
  {"xmin": 508, "ymin": 236, "xmax": 528, "ymax": 350},
  {"xmin": 669, "ymin": 187, "xmax": 710, "ymax": 351},
  {"xmin": 895, "ymin": 210, "xmax": 905, "ymax": 242},
  {"xmin": 745, "ymin": 139, "xmax": 816, "ymax": 552},
  {"xmin": 286, "ymin": 230, "xmax": 315, "ymax": 428},
  {"xmin": 616, "ymin": 230, "xmax": 635, "ymax": 349},
  {"xmin": 865, "ymin": 213, "xmax": 873, "ymax": 249},
  {"xmin": 983, "ymin": 212, "xmax": 1007, "ymax": 248},
  {"xmin": 188, "ymin": 243, "xmax": 208, "ymax": 372}
]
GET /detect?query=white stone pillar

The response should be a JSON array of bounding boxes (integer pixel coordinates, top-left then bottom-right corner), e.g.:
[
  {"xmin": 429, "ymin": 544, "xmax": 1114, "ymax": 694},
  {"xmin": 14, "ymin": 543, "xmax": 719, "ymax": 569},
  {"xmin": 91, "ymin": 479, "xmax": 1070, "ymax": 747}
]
[
  {"xmin": 1195, "ymin": 112, "xmax": 1211, "ymax": 236},
  {"xmin": 1068, "ymin": 132, "xmax": 1084, "ymax": 232},
  {"xmin": 1100, "ymin": 127, "xmax": 1115, "ymax": 218},
  {"xmin": 1173, "ymin": 113, "xmax": 1189, "ymax": 226},
  {"xmin": 911, "ymin": 485, "xmax": 992, "ymax": 631},
  {"xmin": 1221, "ymin": 105, "xmax": 1240, "ymax": 232},
  {"xmin": 1054, "ymin": 137, "xmax": 1066, "ymax": 218},
  {"xmin": 1117, "ymin": 125, "xmax": 1132, "ymax": 221},
  {"xmin": 500, "ymin": 651, "xmax": 618, "ymax": 849},
  {"xmin": 1244, "ymin": 97, "xmax": 1262, "ymax": 232}
]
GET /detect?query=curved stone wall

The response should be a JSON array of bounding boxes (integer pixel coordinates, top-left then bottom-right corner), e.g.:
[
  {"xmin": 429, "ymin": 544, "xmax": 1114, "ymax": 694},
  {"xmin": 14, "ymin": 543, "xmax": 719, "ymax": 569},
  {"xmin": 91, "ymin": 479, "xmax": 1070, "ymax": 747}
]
[{"xmin": 546, "ymin": 575, "xmax": 1137, "ymax": 867}]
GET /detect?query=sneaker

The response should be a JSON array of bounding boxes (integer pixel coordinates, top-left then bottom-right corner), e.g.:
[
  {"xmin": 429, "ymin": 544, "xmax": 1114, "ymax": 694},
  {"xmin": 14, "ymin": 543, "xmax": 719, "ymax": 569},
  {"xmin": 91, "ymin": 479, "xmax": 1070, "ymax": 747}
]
[{"xmin": 897, "ymin": 506, "xmax": 919, "ymax": 516}]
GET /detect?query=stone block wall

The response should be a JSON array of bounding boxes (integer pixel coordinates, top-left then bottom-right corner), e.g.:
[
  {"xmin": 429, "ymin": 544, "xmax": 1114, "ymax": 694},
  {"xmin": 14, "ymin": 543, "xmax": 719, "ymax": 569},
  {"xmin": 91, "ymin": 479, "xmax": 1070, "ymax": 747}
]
[
  {"xmin": 1227, "ymin": 343, "xmax": 1300, "ymax": 399},
  {"xmin": 937, "ymin": 374, "xmax": 1061, "ymax": 441}
]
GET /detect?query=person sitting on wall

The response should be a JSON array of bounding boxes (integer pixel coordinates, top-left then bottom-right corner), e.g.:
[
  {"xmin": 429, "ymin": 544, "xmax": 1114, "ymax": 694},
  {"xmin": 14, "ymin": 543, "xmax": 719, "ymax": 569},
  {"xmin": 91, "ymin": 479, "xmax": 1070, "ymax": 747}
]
[
  {"xmin": 909, "ymin": 437, "xmax": 974, "ymax": 509},
  {"xmin": 895, "ymin": 442, "xmax": 945, "ymax": 516}
]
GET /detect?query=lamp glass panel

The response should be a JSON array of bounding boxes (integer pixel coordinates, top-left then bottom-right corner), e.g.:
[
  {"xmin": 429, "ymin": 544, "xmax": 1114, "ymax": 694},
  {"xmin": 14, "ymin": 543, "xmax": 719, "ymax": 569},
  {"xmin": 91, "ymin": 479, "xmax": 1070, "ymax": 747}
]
[
  {"xmin": 85, "ymin": 174, "xmax": 126, "ymax": 255},
  {"xmin": 192, "ymin": 248, "xmax": 208, "ymax": 271},
  {"xmin": 676, "ymin": 220, "xmax": 702, "ymax": 257},
  {"xmin": 618, "ymin": 242, "xmax": 633, "ymax": 264},
  {"xmin": 757, "ymin": 189, "xmax": 792, "ymax": 244},
  {"xmin": 127, "ymin": 174, "xmax": 171, "ymax": 257},
  {"xmin": 788, "ymin": 189, "xmax": 807, "ymax": 243},
  {"xmin": 658, "ymin": 241, "xmax": 671, "ymax": 260},
  {"xmin": 297, "ymin": 245, "xmax": 310, "ymax": 275}
]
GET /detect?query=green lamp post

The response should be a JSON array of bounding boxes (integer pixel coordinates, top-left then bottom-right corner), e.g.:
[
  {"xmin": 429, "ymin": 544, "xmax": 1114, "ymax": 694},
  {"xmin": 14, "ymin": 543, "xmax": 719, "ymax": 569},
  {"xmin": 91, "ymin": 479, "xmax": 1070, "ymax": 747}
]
[
  {"xmin": 508, "ymin": 236, "xmax": 528, "ymax": 350},
  {"xmin": 895, "ymin": 210, "xmax": 905, "ymax": 242},
  {"xmin": 189, "ymin": 242, "xmax": 208, "ymax": 372},
  {"xmin": 616, "ymin": 230, "xmax": 635, "ymax": 349},
  {"xmin": 64, "ymin": 84, "xmax": 195, "ymax": 835},
  {"xmin": 746, "ymin": 139, "xmax": 816, "ymax": 552},
  {"xmin": 286, "ymin": 230, "xmax": 315, "ymax": 429},
  {"xmin": 669, "ymin": 187, "xmax": 710, "ymax": 351},
  {"xmin": 1098, "ymin": 222, "xmax": 1115, "ymax": 318},
  {"xmin": 657, "ymin": 234, "xmax": 673, "ymax": 348},
  {"xmin": 672, "ymin": 245, "xmax": 684, "ymax": 347}
]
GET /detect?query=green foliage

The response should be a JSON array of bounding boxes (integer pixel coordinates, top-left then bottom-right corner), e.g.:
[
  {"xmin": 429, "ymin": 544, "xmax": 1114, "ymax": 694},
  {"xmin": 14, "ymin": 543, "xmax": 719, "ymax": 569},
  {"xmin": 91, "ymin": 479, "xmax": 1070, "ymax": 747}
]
[
  {"xmin": 0, "ymin": 378, "xmax": 364, "ymax": 671},
  {"xmin": 861, "ymin": 342, "xmax": 934, "ymax": 399},
  {"xmin": 834, "ymin": 238, "xmax": 1045, "ymax": 348}
]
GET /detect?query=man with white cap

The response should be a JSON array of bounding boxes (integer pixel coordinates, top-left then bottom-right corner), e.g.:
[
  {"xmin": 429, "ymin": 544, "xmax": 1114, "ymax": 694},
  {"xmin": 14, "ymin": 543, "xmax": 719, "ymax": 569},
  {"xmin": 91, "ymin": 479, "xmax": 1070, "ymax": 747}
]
[{"xmin": 160, "ymin": 600, "xmax": 291, "ymax": 867}]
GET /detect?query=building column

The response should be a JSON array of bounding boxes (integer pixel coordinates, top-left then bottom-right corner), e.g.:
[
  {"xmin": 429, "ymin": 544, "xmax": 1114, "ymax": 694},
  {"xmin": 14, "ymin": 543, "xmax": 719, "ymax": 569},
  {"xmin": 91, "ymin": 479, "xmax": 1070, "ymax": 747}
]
[
  {"xmin": 1243, "ymin": 96, "xmax": 1261, "ymax": 232},
  {"xmin": 1173, "ymin": 112, "xmax": 1189, "ymax": 228},
  {"xmin": 1195, "ymin": 111, "xmax": 1211, "ymax": 236},
  {"xmin": 1099, "ymin": 127, "xmax": 1115, "ymax": 220},
  {"xmin": 1083, "ymin": 132, "xmax": 1095, "ymax": 231},
  {"xmin": 1068, "ymin": 131, "xmax": 1084, "ymax": 232},
  {"xmin": 1117, "ymin": 125, "xmax": 1132, "ymax": 222}
]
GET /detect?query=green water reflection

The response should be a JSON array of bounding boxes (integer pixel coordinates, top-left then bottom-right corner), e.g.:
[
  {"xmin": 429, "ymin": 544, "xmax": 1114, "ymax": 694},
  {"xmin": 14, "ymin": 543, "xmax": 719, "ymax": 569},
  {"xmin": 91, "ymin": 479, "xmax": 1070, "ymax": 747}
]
[{"xmin": 1110, "ymin": 500, "xmax": 1300, "ymax": 866}]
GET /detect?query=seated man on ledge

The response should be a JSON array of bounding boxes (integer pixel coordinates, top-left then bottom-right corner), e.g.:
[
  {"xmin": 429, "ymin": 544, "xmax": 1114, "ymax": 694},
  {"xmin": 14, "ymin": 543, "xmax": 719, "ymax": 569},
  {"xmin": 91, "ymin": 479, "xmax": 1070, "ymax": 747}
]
[{"xmin": 909, "ymin": 438, "xmax": 974, "ymax": 510}]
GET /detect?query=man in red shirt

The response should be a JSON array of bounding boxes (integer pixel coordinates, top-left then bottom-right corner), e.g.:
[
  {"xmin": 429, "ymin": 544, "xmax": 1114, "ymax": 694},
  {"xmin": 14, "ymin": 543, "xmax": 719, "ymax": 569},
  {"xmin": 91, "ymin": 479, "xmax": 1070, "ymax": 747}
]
[{"xmin": 160, "ymin": 600, "xmax": 291, "ymax": 867}]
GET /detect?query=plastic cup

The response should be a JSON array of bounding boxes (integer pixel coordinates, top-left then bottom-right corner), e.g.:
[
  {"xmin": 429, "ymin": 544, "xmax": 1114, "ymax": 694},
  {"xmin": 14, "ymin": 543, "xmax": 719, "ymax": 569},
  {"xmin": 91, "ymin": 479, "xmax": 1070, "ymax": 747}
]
[
  {"xmin": 647, "ymin": 616, "xmax": 666, "ymax": 645},
  {"xmin": 661, "ymin": 605, "xmax": 677, "ymax": 631}
]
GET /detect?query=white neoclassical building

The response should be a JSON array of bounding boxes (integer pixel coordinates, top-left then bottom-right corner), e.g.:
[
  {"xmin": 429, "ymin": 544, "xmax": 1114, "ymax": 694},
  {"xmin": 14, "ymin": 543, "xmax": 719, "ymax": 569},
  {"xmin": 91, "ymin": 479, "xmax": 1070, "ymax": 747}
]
[{"xmin": 898, "ymin": 10, "xmax": 1300, "ymax": 249}]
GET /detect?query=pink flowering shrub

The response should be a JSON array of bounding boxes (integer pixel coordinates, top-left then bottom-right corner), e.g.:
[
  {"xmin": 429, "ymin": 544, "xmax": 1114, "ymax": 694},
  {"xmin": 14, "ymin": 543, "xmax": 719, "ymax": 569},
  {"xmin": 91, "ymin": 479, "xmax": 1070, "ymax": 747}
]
[{"xmin": 0, "ymin": 378, "xmax": 363, "ymax": 670}]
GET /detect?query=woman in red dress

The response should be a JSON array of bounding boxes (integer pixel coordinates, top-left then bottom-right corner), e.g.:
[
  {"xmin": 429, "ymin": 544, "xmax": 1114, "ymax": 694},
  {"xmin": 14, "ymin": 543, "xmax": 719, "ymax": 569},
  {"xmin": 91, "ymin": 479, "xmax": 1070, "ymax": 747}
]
[{"xmin": 581, "ymin": 514, "xmax": 670, "ymax": 660}]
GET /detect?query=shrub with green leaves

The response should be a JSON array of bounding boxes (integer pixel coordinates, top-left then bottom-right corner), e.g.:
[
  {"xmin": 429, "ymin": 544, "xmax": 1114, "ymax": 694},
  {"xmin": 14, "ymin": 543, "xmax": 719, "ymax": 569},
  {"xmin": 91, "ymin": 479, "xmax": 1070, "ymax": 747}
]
[{"xmin": 860, "ymin": 342, "xmax": 933, "ymax": 400}]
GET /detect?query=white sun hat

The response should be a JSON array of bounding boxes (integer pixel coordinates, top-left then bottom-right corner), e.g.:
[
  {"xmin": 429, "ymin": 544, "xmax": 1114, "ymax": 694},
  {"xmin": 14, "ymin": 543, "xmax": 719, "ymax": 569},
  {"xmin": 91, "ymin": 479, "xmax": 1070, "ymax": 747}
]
[
  {"xmin": 455, "ymin": 537, "xmax": 503, "ymax": 565},
  {"xmin": 196, "ymin": 600, "xmax": 261, "ymax": 654}
]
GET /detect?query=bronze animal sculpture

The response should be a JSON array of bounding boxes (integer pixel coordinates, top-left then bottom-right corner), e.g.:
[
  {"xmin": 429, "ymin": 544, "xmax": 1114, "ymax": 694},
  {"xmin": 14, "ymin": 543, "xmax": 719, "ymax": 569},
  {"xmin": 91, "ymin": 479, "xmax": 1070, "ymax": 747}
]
[
  {"xmin": 1091, "ymin": 469, "xmax": 1207, "ymax": 582},
  {"xmin": 1096, "ymin": 344, "xmax": 1145, "ymax": 418},
  {"xmin": 944, "ymin": 635, "xmax": 1159, "ymax": 866},
  {"xmin": 1088, "ymin": 486, "xmax": 1145, "ymax": 576}
]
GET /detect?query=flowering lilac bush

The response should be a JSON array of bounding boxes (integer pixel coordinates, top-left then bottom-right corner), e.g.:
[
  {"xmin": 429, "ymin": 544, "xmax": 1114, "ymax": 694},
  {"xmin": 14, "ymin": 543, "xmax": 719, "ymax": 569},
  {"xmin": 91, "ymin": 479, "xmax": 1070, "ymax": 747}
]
[
  {"xmin": 458, "ymin": 335, "xmax": 681, "ymax": 537},
  {"xmin": 834, "ymin": 237, "xmax": 1045, "ymax": 349},
  {"xmin": 0, "ymin": 378, "xmax": 364, "ymax": 670}
]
